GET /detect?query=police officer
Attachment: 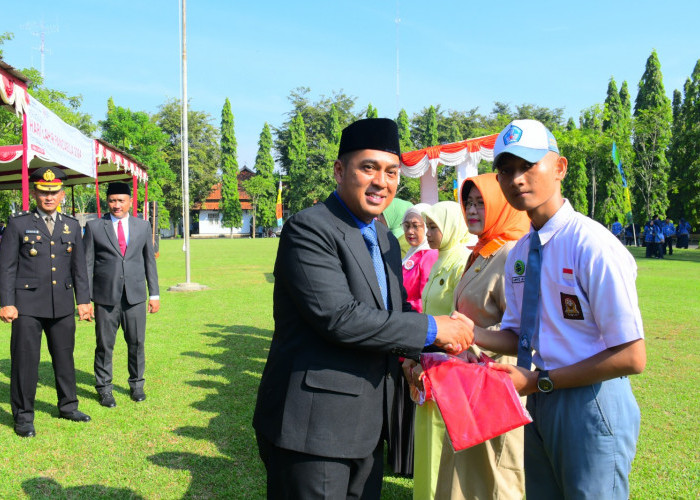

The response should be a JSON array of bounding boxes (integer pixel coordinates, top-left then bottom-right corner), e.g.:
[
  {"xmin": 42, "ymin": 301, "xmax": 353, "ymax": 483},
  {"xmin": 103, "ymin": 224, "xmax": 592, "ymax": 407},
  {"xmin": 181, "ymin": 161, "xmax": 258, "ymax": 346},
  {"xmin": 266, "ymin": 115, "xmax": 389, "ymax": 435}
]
[{"xmin": 0, "ymin": 166, "xmax": 93, "ymax": 438}]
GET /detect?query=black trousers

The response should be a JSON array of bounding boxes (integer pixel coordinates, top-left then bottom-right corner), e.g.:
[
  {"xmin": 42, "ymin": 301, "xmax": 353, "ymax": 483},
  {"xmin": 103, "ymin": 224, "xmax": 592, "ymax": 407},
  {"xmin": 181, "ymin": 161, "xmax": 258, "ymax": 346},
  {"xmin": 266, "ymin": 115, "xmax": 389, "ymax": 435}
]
[
  {"xmin": 94, "ymin": 294, "xmax": 147, "ymax": 393},
  {"xmin": 665, "ymin": 238, "xmax": 674, "ymax": 255},
  {"xmin": 11, "ymin": 314, "xmax": 79, "ymax": 426},
  {"xmin": 256, "ymin": 432, "xmax": 384, "ymax": 500}
]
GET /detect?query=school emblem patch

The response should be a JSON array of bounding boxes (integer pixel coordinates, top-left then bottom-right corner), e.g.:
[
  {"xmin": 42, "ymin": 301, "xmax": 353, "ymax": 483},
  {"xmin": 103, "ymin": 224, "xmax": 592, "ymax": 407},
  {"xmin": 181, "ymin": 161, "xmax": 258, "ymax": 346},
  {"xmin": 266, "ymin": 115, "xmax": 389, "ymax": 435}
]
[
  {"xmin": 560, "ymin": 293, "xmax": 584, "ymax": 320},
  {"xmin": 514, "ymin": 260, "xmax": 525, "ymax": 275},
  {"xmin": 503, "ymin": 125, "xmax": 523, "ymax": 145}
]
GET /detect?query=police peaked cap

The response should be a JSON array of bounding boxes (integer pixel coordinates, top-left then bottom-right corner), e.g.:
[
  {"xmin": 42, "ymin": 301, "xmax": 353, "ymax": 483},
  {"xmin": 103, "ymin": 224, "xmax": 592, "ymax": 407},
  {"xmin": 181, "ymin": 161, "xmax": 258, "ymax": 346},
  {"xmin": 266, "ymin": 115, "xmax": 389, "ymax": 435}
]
[
  {"xmin": 106, "ymin": 182, "xmax": 132, "ymax": 197},
  {"xmin": 30, "ymin": 166, "xmax": 66, "ymax": 192},
  {"xmin": 338, "ymin": 118, "xmax": 401, "ymax": 158}
]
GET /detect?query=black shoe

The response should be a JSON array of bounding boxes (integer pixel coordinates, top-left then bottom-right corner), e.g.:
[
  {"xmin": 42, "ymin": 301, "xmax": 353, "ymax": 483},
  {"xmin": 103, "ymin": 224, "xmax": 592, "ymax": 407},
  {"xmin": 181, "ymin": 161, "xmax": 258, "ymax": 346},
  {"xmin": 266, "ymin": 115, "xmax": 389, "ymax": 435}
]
[
  {"xmin": 14, "ymin": 424, "xmax": 36, "ymax": 438},
  {"xmin": 59, "ymin": 410, "xmax": 92, "ymax": 422},
  {"xmin": 99, "ymin": 392, "xmax": 117, "ymax": 408},
  {"xmin": 130, "ymin": 389, "xmax": 146, "ymax": 402}
]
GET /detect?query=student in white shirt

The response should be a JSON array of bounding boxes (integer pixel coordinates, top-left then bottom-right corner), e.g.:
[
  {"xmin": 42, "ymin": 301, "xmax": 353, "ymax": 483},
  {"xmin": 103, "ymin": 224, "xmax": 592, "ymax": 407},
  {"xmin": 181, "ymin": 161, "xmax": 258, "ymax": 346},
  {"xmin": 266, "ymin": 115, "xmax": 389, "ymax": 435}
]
[{"xmin": 465, "ymin": 120, "xmax": 646, "ymax": 499}]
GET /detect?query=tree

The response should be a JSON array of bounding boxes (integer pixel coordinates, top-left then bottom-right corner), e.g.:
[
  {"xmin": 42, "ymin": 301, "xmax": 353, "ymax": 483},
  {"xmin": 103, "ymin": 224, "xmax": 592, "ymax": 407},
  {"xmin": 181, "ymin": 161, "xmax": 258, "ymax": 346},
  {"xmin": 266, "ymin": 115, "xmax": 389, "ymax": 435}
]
[
  {"xmin": 395, "ymin": 109, "xmax": 420, "ymax": 202},
  {"xmin": 274, "ymin": 88, "xmax": 358, "ymax": 213},
  {"xmin": 252, "ymin": 122, "xmax": 277, "ymax": 228},
  {"xmin": 99, "ymin": 101, "xmax": 173, "ymax": 227},
  {"xmin": 243, "ymin": 174, "xmax": 273, "ymax": 238},
  {"xmin": 557, "ymin": 128, "xmax": 589, "ymax": 215},
  {"xmin": 632, "ymin": 50, "xmax": 673, "ymax": 221},
  {"xmin": 366, "ymin": 103, "xmax": 378, "ymax": 118},
  {"xmin": 154, "ymin": 98, "xmax": 220, "ymax": 229},
  {"xmin": 219, "ymin": 98, "xmax": 242, "ymax": 232},
  {"xmin": 287, "ymin": 112, "xmax": 309, "ymax": 213},
  {"xmin": 668, "ymin": 60, "xmax": 700, "ymax": 226}
]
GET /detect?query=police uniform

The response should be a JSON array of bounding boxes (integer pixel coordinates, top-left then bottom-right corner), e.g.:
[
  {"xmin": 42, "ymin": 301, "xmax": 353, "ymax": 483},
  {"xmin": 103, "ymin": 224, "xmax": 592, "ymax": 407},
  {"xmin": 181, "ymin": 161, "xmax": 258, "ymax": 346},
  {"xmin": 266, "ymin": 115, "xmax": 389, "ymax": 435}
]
[
  {"xmin": 501, "ymin": 200, "xmax": 644, "ymax": 500},
  {"xmin": 0, "ymin": 167, "xmax": 91, "ymax": 437}
]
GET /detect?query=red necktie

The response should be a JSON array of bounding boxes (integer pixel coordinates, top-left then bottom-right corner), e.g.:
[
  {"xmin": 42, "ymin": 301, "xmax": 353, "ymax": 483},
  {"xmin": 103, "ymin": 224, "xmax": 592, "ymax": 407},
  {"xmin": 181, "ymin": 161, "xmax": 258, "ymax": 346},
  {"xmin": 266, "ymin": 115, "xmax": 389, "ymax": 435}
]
[{"xmin": 117, "ymin": 220, "xmax": 127, "ymax": 256}]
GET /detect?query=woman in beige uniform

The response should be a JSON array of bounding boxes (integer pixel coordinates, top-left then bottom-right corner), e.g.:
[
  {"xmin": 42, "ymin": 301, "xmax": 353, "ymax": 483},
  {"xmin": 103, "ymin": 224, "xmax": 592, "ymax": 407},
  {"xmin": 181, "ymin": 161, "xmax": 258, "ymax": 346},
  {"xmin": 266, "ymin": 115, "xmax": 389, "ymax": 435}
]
[{"xmin": 436, "ymin": 173, "xmax": 529, "ymax": 500}]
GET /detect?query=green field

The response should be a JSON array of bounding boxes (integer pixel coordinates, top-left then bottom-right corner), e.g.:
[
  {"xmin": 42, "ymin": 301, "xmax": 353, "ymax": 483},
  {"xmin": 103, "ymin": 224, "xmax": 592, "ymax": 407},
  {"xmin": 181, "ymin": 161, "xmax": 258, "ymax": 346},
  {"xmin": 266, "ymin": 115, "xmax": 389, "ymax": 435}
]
[{"xmin": 0, "ymin": 239, "xmax": 698, "ymax": 499}]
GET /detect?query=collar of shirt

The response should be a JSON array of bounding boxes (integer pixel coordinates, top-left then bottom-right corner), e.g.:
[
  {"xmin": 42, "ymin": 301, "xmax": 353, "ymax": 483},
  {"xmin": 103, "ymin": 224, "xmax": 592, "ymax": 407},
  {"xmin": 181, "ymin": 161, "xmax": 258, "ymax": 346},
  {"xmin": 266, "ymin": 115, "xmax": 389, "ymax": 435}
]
[
  {"xmin": 109, "ymin": 213, "xmax": 129, "ymax": 224},
  {"xmin": 532, "ymin": 199, "xmax": 574, "ymax": 246},
  {"xmin": 36, "ymin": 208, "xmax": 56, "ymax": 222},
  {"xmin": 333, "ymin": 191, "xmax": 375, "ymax": 233}
]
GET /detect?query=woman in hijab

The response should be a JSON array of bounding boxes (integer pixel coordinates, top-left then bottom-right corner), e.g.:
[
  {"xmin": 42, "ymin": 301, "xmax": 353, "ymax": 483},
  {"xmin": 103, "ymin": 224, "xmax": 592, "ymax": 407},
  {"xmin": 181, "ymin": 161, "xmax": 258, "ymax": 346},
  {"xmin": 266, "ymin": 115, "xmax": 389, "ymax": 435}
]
[
  {"xmin": 378, "ymin": 197, "xmax": 414, "ymax": 257},
  {"xmin": 410, "ymin": 200, "xmax": 471, "ymax": 500},
  {"xmin": 435, "ymin": 172, "xmax": 530, "ymax": 500},
  {"xmin": 402, "ymin": 203, "xmax": 439, "ymax": 313},
  {"xmin": 388, "ymin": 203, "xmax": 439, "ymax": 478}
]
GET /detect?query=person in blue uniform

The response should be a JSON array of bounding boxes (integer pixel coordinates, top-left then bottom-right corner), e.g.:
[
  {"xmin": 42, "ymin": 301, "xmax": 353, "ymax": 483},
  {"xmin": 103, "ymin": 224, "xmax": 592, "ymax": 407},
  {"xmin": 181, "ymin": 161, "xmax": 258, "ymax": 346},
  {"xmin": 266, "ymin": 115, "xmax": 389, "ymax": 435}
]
[
  {"xmin": 677, "ymin": 218, "xmax": 691, "ymax": 249},
  {"xmin": 662, "ymin": 217, "xmax": 675, "ymax": 255},
  {"xmin": 611, "ymin": 220, "xmax": 623, "ymax": 242},
  {"xmin": 644, "ymin": 220, "xmax": 655, "ymax": 257},
  {"xmin": 0, "ymin": 167, "xmax": 93, "ymax": 438},
  {"xmin": 653, "ymin": 218, "xmax": 665, "ymax": 258}
]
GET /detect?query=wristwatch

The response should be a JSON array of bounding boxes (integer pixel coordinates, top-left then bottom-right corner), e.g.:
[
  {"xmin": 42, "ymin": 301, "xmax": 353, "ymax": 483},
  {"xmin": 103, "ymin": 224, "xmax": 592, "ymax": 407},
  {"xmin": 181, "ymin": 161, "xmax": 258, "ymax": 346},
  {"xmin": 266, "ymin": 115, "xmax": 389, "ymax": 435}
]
[{"xmin": 537, "ymin": 370, "xmax": 554, "ymax": 393}]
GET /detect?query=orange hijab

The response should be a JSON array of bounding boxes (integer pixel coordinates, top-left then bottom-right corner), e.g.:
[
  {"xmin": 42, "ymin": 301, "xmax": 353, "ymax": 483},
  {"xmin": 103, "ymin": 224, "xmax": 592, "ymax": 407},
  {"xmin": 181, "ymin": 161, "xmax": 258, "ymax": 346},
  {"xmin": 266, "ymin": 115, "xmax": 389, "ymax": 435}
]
[{"xmin": 460, "ymin": 173, "xmax": 530, "ymax": 271}]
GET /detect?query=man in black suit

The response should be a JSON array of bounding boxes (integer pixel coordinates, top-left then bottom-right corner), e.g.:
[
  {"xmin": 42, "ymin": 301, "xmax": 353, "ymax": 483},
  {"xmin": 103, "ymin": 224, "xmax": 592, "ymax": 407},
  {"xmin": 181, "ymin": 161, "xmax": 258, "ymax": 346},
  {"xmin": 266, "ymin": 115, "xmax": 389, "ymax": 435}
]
[
  {"xmin": 83, "ymin": 182, "xmax": 160, "ymax": 407},
  {"xmin": 253, "ymin": 119, "xmax": 473, "ymax": 499},
  {"xmin": 0, "ymin": 166, "xmax": 93, "ymax": 438}
]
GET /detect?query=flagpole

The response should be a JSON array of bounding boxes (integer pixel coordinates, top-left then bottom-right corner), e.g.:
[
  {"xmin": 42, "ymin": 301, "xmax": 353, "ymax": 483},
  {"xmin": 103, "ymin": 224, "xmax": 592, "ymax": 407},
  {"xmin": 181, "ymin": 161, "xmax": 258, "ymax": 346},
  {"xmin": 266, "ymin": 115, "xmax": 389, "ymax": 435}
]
[{"xmin": 169, "ymin": 0, "xmax": 207, "ymax": 292}]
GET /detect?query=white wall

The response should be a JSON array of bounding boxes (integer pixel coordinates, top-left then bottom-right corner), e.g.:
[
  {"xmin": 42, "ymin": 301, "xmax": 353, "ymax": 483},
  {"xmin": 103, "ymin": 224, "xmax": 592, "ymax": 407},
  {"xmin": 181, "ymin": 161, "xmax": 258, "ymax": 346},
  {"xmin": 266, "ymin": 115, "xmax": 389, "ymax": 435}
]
[{"xmin": 198, "ymin": 209, "xmax": 252, "ymax": 235}]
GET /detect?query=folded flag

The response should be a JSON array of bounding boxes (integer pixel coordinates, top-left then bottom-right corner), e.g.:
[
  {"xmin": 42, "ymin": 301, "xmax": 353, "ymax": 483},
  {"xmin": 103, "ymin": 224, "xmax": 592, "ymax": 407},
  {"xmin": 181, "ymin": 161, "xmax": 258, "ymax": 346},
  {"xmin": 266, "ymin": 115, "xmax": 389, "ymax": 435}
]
[{"xmin": 420, "ymin": 352, "xmax": 531, "ymax": 451}]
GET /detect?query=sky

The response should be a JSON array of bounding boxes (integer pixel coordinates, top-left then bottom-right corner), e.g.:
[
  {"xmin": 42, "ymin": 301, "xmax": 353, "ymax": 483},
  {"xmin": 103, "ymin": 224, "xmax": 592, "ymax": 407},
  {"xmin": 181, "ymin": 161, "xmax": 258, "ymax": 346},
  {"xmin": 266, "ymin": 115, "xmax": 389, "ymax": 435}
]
[{"xmin": 3, "ymin": 0, "xmax": 699, "ymax": 169}]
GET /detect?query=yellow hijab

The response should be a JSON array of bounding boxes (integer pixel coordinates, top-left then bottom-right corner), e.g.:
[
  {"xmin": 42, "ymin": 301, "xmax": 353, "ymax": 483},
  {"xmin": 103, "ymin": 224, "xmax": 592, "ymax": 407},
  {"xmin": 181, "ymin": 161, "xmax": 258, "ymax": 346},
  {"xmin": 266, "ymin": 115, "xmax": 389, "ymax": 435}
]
[{"xmin": 420, "ymin": 201, "xmax": 471, "ymax": 316}]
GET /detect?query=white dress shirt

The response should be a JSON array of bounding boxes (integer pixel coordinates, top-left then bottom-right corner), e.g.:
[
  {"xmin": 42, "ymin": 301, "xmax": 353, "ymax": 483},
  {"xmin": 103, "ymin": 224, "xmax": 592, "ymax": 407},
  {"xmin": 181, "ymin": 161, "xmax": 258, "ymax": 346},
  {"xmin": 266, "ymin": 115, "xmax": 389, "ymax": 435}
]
[{"xmin": 500, "ymin": 200, "xmax": 644, "ymax": 370}]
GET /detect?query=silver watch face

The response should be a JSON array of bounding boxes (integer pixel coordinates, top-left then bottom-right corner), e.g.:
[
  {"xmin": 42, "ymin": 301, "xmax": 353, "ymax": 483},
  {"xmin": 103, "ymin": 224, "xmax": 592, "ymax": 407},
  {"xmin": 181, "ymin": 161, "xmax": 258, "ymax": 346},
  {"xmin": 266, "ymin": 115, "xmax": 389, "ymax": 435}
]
[{"xmin": 538, "ymin": 376, "xmax": 554, "ymax": 393}]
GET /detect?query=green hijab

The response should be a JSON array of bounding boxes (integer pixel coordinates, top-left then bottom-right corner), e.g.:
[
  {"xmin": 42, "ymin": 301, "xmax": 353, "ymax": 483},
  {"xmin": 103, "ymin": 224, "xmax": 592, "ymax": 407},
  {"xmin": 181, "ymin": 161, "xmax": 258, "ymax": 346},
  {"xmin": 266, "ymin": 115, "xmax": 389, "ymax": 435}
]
[{"xmin": 383, "ymin": 198, "xmax": 414, "ymax": 238}]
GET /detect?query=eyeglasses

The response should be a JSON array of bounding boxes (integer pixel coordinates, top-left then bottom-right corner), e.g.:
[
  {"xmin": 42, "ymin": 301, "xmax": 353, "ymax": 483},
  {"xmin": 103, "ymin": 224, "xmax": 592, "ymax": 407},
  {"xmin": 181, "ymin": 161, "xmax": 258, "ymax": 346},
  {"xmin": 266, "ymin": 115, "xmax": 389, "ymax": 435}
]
[
  {"xmin": 463, "ymin": 200, "xmax": 485, "ymax": 210},
  {"xmin": 402, "ymin": 222, "xmax": 424, "ymax": 231}
]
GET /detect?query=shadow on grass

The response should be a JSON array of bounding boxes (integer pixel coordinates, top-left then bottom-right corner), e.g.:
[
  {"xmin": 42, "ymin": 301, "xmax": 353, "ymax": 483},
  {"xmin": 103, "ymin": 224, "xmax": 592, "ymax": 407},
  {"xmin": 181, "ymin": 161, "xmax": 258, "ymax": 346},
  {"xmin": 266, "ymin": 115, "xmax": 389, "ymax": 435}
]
[
  {"xmin": 0, "ymin": 359, "xmax": 111, "ymax": 429},
  {"xmin": 148, "ymin": 323, "xmax": 272, "ymax": 498},
  {"xmin": 22, "ymin": 477, "xmax": 143, "ymax": 499}
]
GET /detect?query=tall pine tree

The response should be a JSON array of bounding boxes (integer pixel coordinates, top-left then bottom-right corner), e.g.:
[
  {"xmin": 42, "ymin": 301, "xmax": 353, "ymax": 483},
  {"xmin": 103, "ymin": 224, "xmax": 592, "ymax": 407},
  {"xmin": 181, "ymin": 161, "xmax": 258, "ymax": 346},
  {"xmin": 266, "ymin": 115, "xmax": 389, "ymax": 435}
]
[
  {"xmin": 366, "ymin": 103, "xmax": 378, "ymax": 118},
  {"xmin": 252, "ymin": 122, "xmax": 277, "ymax": 228},
  {"xmin": 220, "ymin": 98, "xmax": 242, "ymax": 233},
  {"xmin": 668, "ymin": 60, "xmax": 700, "ymax": 225},
  {"xmin": 288, "ymin": 112, "xmax": 309, "ymax": 213},
  {"xmin": 632, "ymin": 50, "xmax": 673, "ymax": 221},
  {"xmin": 396, "ymin": 109, "xmax": 420, "ymax": 202}
]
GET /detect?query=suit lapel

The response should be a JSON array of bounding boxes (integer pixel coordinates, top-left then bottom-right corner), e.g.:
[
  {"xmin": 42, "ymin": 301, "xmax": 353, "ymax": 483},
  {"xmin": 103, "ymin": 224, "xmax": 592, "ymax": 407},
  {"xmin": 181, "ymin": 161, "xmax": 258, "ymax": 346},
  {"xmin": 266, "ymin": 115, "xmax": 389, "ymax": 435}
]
[
  {"xmin": 102, "ymin": 218, "xmax": 122, "ymax": 255},
  {"xmin": 326, "ymin": 196, "xmax": 386, "ymax": 309}
]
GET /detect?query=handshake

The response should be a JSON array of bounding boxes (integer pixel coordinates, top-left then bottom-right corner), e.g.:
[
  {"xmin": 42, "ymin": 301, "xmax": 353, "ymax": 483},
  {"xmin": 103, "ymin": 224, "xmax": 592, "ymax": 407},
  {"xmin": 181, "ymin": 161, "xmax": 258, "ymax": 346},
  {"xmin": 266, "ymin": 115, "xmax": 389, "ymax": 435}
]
[{"xmin": 433, "ymin": 311, "xmax": 475, "ymax": 354}]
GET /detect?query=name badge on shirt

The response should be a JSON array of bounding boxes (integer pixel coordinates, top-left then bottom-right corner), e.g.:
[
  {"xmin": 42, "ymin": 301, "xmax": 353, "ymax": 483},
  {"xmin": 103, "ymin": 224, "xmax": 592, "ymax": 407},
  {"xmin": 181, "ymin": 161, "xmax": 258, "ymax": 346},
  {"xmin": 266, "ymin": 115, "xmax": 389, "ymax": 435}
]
[
  {"xmin": 560, "ymin": 293, "xmax": 584, "ymax": 320},
  {"xmin": 25, "ymin": 229, "xmax": 40, "ymax": 234}
]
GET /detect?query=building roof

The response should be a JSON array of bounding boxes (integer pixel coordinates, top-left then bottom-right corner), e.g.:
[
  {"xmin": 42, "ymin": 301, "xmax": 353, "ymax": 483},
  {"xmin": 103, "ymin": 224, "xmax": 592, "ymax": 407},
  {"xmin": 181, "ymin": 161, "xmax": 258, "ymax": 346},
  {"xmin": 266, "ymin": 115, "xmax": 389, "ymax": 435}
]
[{"xmin": 193, "ymin": 167, "xmax": 255, "ymax": 211}]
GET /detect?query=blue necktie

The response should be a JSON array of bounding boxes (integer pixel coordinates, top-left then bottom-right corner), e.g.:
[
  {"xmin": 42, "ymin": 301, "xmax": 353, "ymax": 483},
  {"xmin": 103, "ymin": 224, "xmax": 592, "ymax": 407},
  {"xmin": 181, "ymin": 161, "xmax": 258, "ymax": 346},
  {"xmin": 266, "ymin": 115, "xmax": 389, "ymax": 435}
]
[
  {"xmin": 361, "ymin": 225, "xmax": 389, "ymax": 309},
  {"xmin": 517, "ymin": 231, "xmax": 541, "ymax": 368}
]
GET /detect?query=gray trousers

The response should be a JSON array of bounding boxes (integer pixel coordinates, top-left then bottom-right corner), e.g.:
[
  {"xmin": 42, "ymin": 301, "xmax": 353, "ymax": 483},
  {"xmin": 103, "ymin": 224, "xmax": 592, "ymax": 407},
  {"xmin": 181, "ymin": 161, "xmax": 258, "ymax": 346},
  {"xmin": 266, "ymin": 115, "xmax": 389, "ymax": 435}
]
[{"xmin": 94, "ymin": 293, "xmax": 146, "ymax": 394}]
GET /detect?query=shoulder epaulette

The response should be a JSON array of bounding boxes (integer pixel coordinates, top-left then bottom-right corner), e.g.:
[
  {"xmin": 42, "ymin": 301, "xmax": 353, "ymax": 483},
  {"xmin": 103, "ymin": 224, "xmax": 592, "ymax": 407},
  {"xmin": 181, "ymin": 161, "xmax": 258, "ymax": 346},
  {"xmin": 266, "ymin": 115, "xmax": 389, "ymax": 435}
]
[
  {"xmin": 60, "ymin": 213, "xmax": 78, "ymax": 221},
  {"xmin": 10, "ymin": 211, "xmax": 30, "ymax": 218}
]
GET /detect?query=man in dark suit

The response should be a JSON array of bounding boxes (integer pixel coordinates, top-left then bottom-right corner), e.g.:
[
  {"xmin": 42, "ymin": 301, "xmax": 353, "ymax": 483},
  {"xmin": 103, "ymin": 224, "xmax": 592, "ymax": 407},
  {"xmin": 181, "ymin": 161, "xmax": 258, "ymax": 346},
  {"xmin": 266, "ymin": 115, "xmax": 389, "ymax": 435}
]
[
  {"xmin": 83, "ymin": 182, "xmax": 159, "ymax": 407},
  {"xmin": 253, "ymin": 119, "xmax": 473, "ymax": 499},
  {"xmin": 0, "ymin": 166, "xmax": 93, "ymax": 438}
]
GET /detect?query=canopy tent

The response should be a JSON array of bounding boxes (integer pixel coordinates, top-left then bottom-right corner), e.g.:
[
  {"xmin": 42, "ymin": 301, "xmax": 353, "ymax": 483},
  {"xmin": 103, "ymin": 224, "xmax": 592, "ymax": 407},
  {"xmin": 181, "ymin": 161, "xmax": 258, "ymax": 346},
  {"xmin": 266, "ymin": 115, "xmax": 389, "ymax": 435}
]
[
  {"xmin": 400, "ymin": 133, "xmax": 498, "ymax": 204},
  {"xmin": 0, "ymin": 59, "xmax": 149, "ymax": 218}
]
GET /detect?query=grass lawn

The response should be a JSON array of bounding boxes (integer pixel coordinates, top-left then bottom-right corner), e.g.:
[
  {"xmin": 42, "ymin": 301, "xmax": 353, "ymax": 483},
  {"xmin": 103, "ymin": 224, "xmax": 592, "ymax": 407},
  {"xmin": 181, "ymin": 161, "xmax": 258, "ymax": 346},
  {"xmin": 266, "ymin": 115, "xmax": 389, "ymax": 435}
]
[{"xmin": 0, "ymin": 239, "xmax": 698, "ymax": 499}]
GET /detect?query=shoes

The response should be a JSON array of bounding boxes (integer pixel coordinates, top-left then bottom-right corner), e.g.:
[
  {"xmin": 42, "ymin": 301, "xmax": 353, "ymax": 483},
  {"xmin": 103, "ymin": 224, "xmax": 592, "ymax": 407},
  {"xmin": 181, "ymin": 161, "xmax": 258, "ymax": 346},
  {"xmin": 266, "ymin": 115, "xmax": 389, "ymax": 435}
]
[
  {"xmin": 99, "ymin": 392, "xmax": 117, "ymax": 408},
  {"xmin": 130, "ymin": 389, "xmax": 146, "ymax": 402},
  {"xmin": 59, "ymin": 410, "xmax": 92, "ymax": 422},
  {"xmin": 14, "ymin": 424, "xmax": 36, "ymax": 438}
]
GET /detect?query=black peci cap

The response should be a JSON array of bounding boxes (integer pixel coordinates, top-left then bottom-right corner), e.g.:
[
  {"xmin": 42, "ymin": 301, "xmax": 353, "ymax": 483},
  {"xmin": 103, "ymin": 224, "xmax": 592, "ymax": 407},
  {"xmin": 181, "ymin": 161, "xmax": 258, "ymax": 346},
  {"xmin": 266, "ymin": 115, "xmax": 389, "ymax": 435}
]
[{"xmin": 338, "ymin": 118, "xmax": 401, "ymax": 158}]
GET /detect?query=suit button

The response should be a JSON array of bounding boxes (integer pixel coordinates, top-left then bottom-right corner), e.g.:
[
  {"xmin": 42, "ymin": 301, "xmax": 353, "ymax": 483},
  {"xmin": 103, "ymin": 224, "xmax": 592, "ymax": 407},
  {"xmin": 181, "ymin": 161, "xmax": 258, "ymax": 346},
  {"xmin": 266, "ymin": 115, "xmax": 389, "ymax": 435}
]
[
  {"xmin": 52, "ymin": 280, "xmax": 57, "ymax": 285},
  {"xmin": 51, "ymin": 267, "xmax": 56, "ymax": 272},
  {"xmin": 50, "ymin": 241, "xmax": 55, "ymax": 245},
  {"xmin": 51, "ymin": 254, "xmax": 55, "ymax": 258},
  {"xmin": 24, "ymin": 284, "xmax": 28, "ymax": 288}
]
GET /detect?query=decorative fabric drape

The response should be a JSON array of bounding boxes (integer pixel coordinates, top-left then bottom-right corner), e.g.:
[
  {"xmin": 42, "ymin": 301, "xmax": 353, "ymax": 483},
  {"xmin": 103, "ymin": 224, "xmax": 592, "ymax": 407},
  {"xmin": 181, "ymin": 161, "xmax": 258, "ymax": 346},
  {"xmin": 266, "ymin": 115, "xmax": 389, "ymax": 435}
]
[
  {"xmin": 0, "ymin": 72, "xmax": 29, "ymax": 116},
  {"xmin": 400, "ymin": 134, "xmax": 498, "ymax": 178},
  {"xmin": 96, "ymin": 142, "xmax": 148, "ymax": 182}
]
